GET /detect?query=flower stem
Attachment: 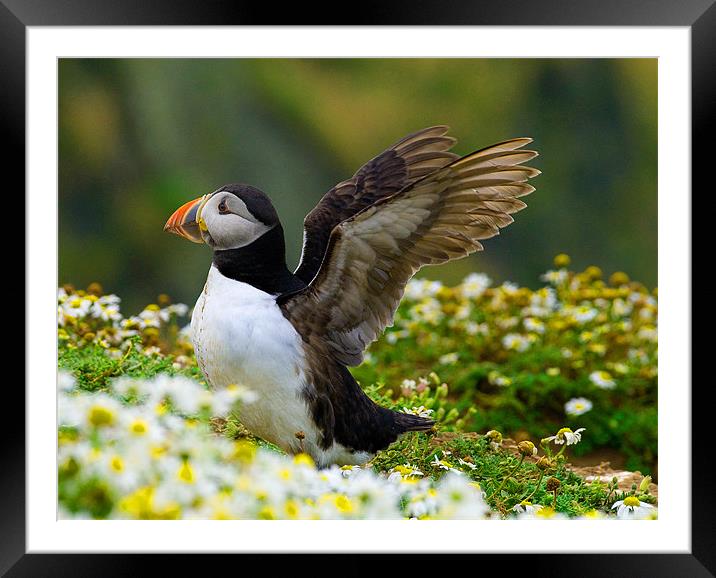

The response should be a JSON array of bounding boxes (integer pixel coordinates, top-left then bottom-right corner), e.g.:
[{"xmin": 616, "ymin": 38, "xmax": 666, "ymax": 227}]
[
  {"xmin": 522, "ymin": 470, "xmax": 545, "ymax": 503},
  {"xmin": 489, "ymin": 455, "xmax": 525, "ymax": 501}
]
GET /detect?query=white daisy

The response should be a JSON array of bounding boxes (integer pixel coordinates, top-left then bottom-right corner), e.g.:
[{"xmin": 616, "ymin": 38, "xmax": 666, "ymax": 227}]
[
  {"xmin": 461, "ymin": 272, "xmax": 491, "ymax": 298},
  {"xmin": 502, "ymin": 333, "xmax": 531, "ymax": 352},
  {"xmin": 61, "ymin": 296, "xmax": 93, "ymax": 319},
  {"xmin": 565, "ymin": 397, "xmax": 593, "ymax": 416},
  {"xmin": 589, "ymin": 371, "xmax": 616, "ymax": 389},
  {"xmin": 488, "ymin": 370, "xmax": 512, "ymax": 387},
  {"xmin": 512, "ymin": 500, "xmax": 543, "ymax": 515},
  {"xmin": 404, "ymin": 279, "xmax": 443, "ymax": 300},
  {"xmin": 457, "ymin": 457, "xmax": 477, "ymax": 470},
  {"xmin": 465, "ymin": 321, "xmax": 488, "ymax": 336},
  {"xmin": 611, "ymin": 496, "xmax": 657, "ymax": 519},
  {"xmin": 638, "ymin": 325, "xmax": 658, "ymax": 342},
  {"xmin": 524, "ymin": 317, "xmax": 545, "ymax": 334},
  {"xmin": 438, "ymin": 352, "xmax": 459, "ymax": 365},
  {"xmin": 540, "ymin": 269, "xmax": 568, "ymax": 285},
  {"xmin": 612, "ymin": 298, "xmax": 633, "ymax": 317},
  {"xmin": 58, "ymin": 370, "xmax": 76, "ymax": 393},
  {"xmin": 570, "ymin": 305, "xmax": 599, "ymax": 324},
  {"xmin": 400, "ymin": 379, "xmax": 417, "ymax": 396},
  {"xmin": 340, "ymin": 465, "xmax": 362, "ymax": 478},
  {"xmin": 544, "ymin": 427, "xmax": 586, "ymax": 446},
  {"xmin": 431, "ymin": 454, "xmax": 452, "ymax": 471},
  {"xmin": 401, "ymin": 406, "xmax": 433, "ymax": 419}
]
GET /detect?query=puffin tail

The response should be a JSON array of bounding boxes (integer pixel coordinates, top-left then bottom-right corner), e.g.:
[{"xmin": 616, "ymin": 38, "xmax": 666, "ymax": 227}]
[{"xmin": 393, "ymin": 411, "xmax": 436, "ymax": 434}]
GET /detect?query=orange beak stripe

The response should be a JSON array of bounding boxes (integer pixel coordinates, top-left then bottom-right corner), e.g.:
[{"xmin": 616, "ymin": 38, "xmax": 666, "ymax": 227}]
[{"xmin": 164, "ymin": 195, "xmax": 207, "ymax": 244}]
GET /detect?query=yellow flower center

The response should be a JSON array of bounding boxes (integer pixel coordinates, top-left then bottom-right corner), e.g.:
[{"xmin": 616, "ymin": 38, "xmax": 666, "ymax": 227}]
[
  {"xmin": 177, "ymin": 461, "xmax": 195, "ymax": 484},
  {"xmin": 88, "ymin": 406, "xmax": 115, "ymax": 427},
  {"xmin": 334, "ymin": 495, "xmax": 354, "ymax": 514},
  {"xmin": 284, "ymin": 500, "xmax": 300, "ymax": 519},
  {"xmin": 258, "ymin": 506, "xmax": 275, "ymax": 520},
  {"xmin": 212, "ymin": 508, "xmax": 231, "ymax": 520},
  {"xmin": 119, "ymin": 486, "xmax": 154, "ymax": 518},
  {"xmin": 233, "ymin": 440, "xmax": 256, "ymax": 463},
  {"xmin": 293, "ymin": 453, "xmax": 315, "ymax": 467},
  {"xmin": 129, "ymin": 419, "xmax": 148, "ymax": 435},
  {"xmin": 536, "ymin": 507, "xmax": 556, "ymax": 518},
  {"xmin": 623, "ymin": 496, "xmax": 641, "ymax": 507}
]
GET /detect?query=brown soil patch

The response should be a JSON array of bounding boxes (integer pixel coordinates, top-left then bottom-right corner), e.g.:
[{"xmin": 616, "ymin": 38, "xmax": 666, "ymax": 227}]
[{"xmin": 568, "ymin": 463, "xmax": 658, "ymax": 500}]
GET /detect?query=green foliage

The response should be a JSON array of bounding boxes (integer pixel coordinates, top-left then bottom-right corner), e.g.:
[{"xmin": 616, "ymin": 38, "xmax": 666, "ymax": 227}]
[
  {"xmin": 352, "ymin": 261, "xmax": 658, "ymax": 474},
  {"xmin": 57, "ymin": 255, "xmax": 657, "ymax": 517},
  {"xmin": 58, "ymin": 338, "xmax": 199, "ymax": 392},
  {"xmin": 369, "ymin": 432, "xmax": 614, "ymax": 517}
]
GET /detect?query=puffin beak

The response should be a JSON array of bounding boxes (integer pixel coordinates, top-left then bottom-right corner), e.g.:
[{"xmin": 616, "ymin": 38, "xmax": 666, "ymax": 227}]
[{"xmin": 163, "ymin": 195, "xmax": 209, "ymax": 244}]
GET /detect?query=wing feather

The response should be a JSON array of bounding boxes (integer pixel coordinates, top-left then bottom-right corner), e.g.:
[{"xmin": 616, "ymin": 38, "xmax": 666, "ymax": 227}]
[
  {"xmin": 281, "ymin": 137, "xmax": 539, "ymax": 366},
  {"xmin": 294, "ymin": 126, "xmax": 460, "ymax": 284}
]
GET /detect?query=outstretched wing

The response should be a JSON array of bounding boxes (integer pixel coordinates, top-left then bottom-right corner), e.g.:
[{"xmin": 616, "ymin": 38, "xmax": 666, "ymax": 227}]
[
  {"xmin": 280, "ymin": 138, "xmax": 539, "ymax": 366},
  {"xmin": 294, "ymin": 126, "xmax": 459, "ymax": 284}
]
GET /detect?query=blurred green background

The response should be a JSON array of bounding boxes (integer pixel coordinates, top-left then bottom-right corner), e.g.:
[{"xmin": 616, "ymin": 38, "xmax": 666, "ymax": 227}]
[{"xmin": 59, "ymin": 59, "xmax": 657, "ymax": 313}]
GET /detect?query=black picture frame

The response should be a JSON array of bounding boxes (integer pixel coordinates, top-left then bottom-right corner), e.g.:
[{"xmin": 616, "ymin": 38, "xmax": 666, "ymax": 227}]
[{"xmin": 6, "ymin": 1, "xmax": 706, "ymax": 575}]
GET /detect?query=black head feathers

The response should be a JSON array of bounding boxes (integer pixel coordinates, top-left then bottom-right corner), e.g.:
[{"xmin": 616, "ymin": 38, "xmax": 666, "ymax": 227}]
[{"xmin": 218, "ymin": 184, "xmax": 280, "ymax": 227}]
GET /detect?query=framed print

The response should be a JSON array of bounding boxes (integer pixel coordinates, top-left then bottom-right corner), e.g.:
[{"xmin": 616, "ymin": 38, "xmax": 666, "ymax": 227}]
[{"xmin": 6, "ymin": 1, "xmax": 708, "ymax": 575}]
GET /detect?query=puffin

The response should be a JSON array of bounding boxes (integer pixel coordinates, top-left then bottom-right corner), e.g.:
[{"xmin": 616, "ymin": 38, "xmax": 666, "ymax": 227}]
[{"xmin": 164, "ymin": 125, "xmax": 539, "ymax": 467}]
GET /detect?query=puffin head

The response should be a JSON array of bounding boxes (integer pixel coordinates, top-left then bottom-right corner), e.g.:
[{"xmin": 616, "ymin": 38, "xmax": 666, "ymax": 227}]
[{"xmin": 164, "ymin": 184, "xmax": 279, "ymax": 250}]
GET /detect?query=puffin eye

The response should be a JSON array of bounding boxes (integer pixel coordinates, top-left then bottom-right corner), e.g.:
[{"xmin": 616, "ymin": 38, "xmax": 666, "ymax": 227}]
[{"xmin": 218, "ymin": 199, "xmax": 229, "ymax": 214}]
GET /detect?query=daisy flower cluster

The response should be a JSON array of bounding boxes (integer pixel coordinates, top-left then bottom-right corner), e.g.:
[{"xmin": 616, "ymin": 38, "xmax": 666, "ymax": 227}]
[
  {"xmin": 57, "ymin": 252, "xmax": 657, "ymax": 519},
  {"xmin": 59, "ymin": 370, "xmax": 498, "ymax": 520},
  {"xmin": 354, "ymin": 254, "xmax": 657, "ymax": 473},
  {"xmin": 58, "ymin": 283, "xmax": 192, "ymax": 358},
  {"xmin": 60, "ymin": 367, "xmax": 653, "ymax": 520}
]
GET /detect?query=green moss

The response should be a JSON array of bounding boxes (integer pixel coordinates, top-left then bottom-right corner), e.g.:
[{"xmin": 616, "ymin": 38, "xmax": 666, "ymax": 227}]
[
  {"xmin": 370, "ymin": 431, "xmax": 617, "ymax": 517},
  {"xmin": 59, "ymin": 338, "xmax": 201, "ymax": 392}
]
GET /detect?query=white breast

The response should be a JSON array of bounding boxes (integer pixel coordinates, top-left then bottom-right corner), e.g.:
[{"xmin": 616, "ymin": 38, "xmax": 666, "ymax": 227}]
[
  {"xmin": 191, "ymin": 266, "xmax": 374, "ymax": 466},
  {"xmin": 191, "ymin": 266, "xmax": 315, "ymax": 452}
]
